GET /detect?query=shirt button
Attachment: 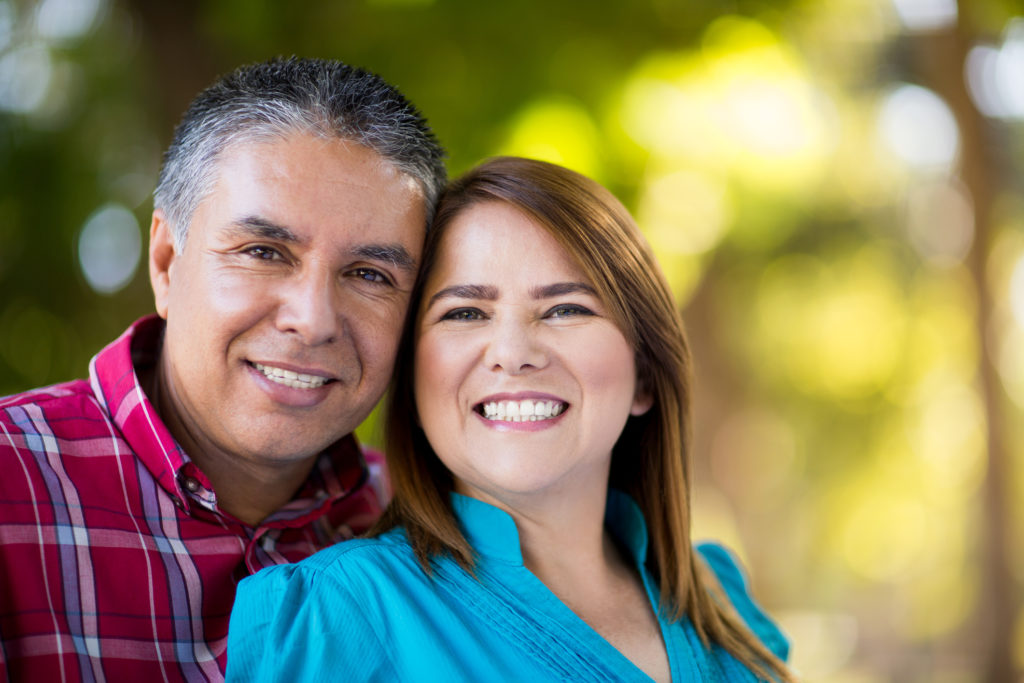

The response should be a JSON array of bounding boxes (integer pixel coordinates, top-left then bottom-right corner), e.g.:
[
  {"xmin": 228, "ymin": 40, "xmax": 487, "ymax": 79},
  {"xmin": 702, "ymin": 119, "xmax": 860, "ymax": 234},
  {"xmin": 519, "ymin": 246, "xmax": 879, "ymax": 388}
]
[
  {"xmin": 182, "ymin": 476, "xmax": 201, "ymax": 493},
  {"xmin": 173, "ymin": 497, "xmax": 185, "ymax": 509}
]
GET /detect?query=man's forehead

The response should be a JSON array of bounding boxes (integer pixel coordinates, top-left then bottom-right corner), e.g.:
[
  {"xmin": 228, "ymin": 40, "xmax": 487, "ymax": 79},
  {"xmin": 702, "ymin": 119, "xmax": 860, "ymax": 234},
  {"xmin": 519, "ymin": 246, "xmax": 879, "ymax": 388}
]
[
  {"xmin": 199, "ymin": 134, "xmax": 422, "ymax": 216},
  {"xmin": 215, "ymin": 132, "xmax": 414, "ymax": 186},
  {"xmin": 195, "ymin": 131, "xmax": 422, "ymax": 211}
]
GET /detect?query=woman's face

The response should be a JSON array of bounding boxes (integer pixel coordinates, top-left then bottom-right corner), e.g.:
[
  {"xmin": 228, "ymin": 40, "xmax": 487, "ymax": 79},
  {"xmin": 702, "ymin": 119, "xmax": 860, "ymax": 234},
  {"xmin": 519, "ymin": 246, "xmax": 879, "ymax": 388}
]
[{"xmin": 413, "ymin": 201, "xmax": 651, "ymax": 510}]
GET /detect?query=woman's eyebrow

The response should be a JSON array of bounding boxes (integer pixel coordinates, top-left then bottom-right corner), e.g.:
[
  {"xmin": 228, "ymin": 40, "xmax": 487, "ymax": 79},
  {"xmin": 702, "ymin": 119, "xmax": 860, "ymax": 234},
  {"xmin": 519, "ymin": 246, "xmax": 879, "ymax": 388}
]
[
  {"xmin": 427, "ymin": 284, "xmax": 498, "ymax": 308},
  {"xmin": 530, "ymin": 282, "xmax": 597, "ymax": 299}
]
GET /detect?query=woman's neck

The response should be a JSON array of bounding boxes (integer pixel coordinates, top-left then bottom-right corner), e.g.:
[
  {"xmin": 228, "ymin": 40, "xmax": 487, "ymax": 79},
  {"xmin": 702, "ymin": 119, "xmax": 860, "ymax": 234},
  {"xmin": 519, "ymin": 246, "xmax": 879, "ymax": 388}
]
[
  {"xmin": 514, "ymin": 493, "xmax": 623, "ymax": 583},
  {"xmin": 459, "ymin": 481, "xmax": 632, "ymax": 604},
  {"xmin": 480, "ymin": 486, "xmax": 671, "ymax": 683}
]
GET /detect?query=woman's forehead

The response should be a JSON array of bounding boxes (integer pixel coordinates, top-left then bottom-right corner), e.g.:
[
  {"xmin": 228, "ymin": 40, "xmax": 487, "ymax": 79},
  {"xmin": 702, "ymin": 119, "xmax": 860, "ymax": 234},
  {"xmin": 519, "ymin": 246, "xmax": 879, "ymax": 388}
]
[{"xmin": 428, "ymin": 202, "xmax": 589, "ymax": 285}]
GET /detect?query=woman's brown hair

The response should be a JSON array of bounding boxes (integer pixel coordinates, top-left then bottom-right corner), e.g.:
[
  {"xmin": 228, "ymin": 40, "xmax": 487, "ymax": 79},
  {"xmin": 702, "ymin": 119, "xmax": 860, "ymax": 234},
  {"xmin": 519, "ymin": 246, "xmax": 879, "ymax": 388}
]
[{"xmin": 375, "ymin": 156, "xmax": 794, "ymax": 682}]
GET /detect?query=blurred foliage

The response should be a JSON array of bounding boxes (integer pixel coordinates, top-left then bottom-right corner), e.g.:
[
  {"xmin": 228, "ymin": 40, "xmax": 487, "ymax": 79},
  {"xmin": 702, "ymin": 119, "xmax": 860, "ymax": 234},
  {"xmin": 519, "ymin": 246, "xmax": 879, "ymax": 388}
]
[{"xmin": 2, "ymin": 0, "xmax": 1024, "ymax": 680}]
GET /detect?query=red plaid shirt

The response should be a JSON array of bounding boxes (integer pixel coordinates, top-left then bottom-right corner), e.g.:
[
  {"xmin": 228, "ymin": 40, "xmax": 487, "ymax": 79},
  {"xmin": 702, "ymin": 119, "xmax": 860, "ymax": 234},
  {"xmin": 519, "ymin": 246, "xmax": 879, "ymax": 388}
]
[{"xmin": 0, "ymin": 316, "xmax": 387, "ymax": 682}]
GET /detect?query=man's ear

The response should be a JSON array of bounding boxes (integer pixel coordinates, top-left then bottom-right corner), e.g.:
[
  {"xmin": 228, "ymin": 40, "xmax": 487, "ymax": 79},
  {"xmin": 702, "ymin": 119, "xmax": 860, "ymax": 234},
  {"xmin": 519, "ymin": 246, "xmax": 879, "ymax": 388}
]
[{"xmin": 149, "ymin": 209, "xmax": 177, "ymax": 320}]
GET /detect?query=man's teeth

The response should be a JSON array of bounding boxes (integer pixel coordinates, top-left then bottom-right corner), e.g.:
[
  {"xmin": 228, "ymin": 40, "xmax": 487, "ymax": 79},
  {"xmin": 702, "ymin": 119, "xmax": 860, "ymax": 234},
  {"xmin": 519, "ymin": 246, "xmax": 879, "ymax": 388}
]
[
  {"xmin": 481, "ymin": 399, "xmax": 566, "ymax": 422},
  {"xmin": 254, "ymin": 362, "xmax": 329, "ymax": 389}
]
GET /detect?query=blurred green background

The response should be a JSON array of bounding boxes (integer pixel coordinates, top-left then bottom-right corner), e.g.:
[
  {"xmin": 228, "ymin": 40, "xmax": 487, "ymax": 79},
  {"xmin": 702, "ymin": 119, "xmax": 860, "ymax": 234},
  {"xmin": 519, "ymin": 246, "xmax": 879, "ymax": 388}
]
[{"xmin": 1, "ymin": 0, "xmax": 1022, "ymax": 680}]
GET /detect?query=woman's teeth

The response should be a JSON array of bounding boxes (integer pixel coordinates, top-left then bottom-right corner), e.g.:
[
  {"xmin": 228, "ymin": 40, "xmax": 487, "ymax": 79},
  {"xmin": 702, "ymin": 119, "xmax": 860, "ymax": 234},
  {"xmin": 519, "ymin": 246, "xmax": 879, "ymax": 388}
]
[
  {"xmin": 480, "ymin": 399, "xmax": 566, "ymax": 422},
  {"xmin": 254, "ymin": 362, "xmax": 330, "ymax": 389}
]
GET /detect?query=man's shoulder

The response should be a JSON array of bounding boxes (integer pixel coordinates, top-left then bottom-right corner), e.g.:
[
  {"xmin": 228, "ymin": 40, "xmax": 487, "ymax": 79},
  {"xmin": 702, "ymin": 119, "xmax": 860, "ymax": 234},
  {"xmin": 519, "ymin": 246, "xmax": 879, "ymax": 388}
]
[
  {"xmin": 0, "ymin": 378, "xmax": 119, "ymax": 480},
  {"xmin": 0, "ymin": 378, "xmax": 99, "ymax": 430}
]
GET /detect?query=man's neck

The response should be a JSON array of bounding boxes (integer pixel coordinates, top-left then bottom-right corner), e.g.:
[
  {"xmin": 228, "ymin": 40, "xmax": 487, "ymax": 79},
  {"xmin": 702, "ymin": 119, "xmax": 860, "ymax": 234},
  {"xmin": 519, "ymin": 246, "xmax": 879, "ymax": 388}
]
[
  {"xmin": 137, "ymin": 357, "xmax": 317, "ymax": 527},
  {"xmin": 192, "ymin": 450, "xmax": 314, "ymax": 527}
]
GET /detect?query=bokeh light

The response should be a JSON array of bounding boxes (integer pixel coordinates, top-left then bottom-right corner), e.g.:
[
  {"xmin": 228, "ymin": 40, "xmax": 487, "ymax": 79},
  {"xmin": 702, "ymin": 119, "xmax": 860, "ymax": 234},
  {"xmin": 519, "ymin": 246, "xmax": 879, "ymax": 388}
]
[
  {"xmin": 878, "ymin": 84, "xmax": 959, "ymax": 171},
  {"xmin": 620, "ymin": 16, "xmax": 833, "ymax": 194},
  {"xmin": 889, "ymin": 0, "xmax": 958, "ymax": 32},
  {"xmin": 754, "ymin": 248, "xmax": 908, "ymax": 400},
  {"xmin": 497, "ymin": 96, "xmax": 604, "ymax": 181},
  {"xmin": 777, "ymin": 611, "xmax": 859, "ymax": 680},
  {"xmin": 35, "ymin": 0, "xmax": 104, "ymax": 42},
  {"xmin": 965, "ymin": 19, "xmax": 1024, "ymax": 120},
  {"xmin": 0, "ymin": 1, "xmax": 13, "ymax": 53},
  {"xmin": 904, "ymin": 179, "xmax": 974, "ymax": 267},
  {"xmin": 77, "ymin": 203, "xmax": 142, "ymax": 295},
  {"xmin": 1010, "ymin": 253, "xmax": 1024, "ymax": 329},
  {"xmin": 637, "ymin": 168, "xmax": 732, "ymax": 256},
  {"xmin": 0, "ymin": 43, "xmax": 52, "ymax": 114}
]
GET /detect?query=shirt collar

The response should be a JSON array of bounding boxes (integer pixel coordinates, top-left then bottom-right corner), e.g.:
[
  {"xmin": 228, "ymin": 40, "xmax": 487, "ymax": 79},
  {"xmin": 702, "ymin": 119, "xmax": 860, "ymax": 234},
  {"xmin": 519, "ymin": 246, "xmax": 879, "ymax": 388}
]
[
  {"xmin": 450, "ymin": 489, "xmax": 650, "ymax": 567},
  {"xmin": 262, "ymin": 436, "xmax": 368, "ymax": 527},
  {"xmin": 90, "ymin": 315, "xmax": 369, "ymax": 526},
  {"xmin": 90, "ymin": 314, "xmax": 186, "ymax": 498}
]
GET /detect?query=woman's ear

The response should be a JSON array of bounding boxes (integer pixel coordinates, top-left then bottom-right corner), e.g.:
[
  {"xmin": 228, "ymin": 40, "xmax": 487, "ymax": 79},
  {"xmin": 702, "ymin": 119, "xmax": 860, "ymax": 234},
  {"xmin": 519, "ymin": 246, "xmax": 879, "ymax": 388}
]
[{"xmin": 630, "ymin": 386, "xmax": 654, "ymax": 416}]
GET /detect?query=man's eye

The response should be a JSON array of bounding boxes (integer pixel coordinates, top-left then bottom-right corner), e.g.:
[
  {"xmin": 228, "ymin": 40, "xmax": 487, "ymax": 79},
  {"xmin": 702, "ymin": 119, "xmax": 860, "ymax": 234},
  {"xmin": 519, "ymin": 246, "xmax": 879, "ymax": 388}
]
[
  {"xmin": 441, "ymin": 308, "xmax": 485, "ymax": 321},
  {"xmin": 351, "ymin": 268, "xmax": 391, "ymax": 285},
  {"xmin": 246, "ymin": 246, "xmax": 281, "ymax": 260},
  {"xmin": 547, "ymin": 304, "xmax": 594, "ymax": 319}
]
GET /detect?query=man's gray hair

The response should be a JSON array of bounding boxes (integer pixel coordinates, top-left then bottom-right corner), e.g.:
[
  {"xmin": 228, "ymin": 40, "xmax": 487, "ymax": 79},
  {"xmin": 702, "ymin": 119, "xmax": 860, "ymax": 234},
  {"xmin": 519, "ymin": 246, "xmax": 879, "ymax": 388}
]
[{"xmin": 153, "ymin": 57, "xmax": 447, "ymax": 251}]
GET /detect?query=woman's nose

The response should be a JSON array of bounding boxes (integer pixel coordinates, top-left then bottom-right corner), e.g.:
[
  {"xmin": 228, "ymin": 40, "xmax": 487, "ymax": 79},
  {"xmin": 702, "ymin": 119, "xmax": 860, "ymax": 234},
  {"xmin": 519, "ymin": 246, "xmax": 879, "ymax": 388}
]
[{"xmin": 482, "ymin": 318, "xmax": 548, "ymax": 375}]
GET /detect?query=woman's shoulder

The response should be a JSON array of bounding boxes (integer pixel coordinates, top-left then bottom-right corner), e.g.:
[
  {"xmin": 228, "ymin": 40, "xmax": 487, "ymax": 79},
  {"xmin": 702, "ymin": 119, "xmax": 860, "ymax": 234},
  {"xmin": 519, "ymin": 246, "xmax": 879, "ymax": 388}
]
[
  {"xmin": 695, "ymin": 542, "xmax": 790, "ymax": 662},
  {"xmin": 235, "ymin": 530, "xmax": 420, "ymax": 611},
  {"xmin": 254, "ymin": 529, "xmax": 415, "ymax": 584},
  {"xmin": 228, "ymin": 533, "xmax": 415, "ymax": 682}
]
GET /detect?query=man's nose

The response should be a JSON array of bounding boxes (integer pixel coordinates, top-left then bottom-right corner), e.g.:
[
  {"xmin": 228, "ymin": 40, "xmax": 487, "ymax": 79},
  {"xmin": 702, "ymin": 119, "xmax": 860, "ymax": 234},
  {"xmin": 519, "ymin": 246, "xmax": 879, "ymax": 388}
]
[
  {"xmin": 482, "ymin": 317, "xmax": 548, "ymax": 375},
  {"xmin": 275, "ymin": 268, "xmax": 339, "ymax": 346}
]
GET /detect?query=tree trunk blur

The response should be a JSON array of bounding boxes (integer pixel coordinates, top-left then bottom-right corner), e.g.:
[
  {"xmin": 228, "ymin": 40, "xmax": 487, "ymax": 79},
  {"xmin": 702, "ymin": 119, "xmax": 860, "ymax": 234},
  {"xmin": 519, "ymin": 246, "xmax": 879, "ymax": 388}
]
[
  {"xmin": 121, "ymin": 0, "xmax": 221, "ymax": 143},
  {"xmin": 910, "ymin": 6, "xmax": 1018, "ymax": 682}
]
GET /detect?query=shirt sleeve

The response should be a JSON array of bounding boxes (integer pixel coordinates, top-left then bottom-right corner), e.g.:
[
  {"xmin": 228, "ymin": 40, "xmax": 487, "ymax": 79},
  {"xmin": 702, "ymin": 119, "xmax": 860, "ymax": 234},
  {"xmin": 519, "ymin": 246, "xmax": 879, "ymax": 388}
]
[
  {"xmin": 696, "ymin": 542, "xmax": 790, "ymax": 662},
  {"xmin": 226, "ymin": 561, "xmax": 393, "ymax": 682}
]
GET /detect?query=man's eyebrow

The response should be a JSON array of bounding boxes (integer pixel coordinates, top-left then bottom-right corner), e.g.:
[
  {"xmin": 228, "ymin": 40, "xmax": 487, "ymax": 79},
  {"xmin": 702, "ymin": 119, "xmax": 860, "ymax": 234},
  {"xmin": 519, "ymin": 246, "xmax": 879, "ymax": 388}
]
[
  {"xmin": 354, "ymin": 244, "xmax": 417, "ymax": 273},
  {"xmin": 427, "ymin": 284, "xmax": 498, "ymax": 309},
  {"xmin": 223, "ymin": 219, "xmax": 415, "ymax": 272},
  {"xmin": 225, "ymin": 216, "xmax": 301, "ymax": 243},
  {"xmin": 531, "ymin": 282, "xmax": 597, "ymax": 299}
]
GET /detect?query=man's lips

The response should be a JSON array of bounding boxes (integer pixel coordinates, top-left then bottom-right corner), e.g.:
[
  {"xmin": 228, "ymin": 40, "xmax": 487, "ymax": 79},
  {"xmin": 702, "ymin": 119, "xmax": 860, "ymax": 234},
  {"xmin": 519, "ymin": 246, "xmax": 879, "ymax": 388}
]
[
  {"xmin": 248, "ymin": 360, "xmax": 337, "ymax": 390},
  {"xmin": 474, "ymin": 392, "xmax": 569, "ymax": 423}
]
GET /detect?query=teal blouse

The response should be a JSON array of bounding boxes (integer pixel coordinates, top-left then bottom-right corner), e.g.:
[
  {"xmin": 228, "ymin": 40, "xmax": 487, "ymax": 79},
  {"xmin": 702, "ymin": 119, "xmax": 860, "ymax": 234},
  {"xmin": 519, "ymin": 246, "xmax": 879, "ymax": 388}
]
[{"xmin": 227, "ymin": 492, "xmax": 788, "ymax": 682}]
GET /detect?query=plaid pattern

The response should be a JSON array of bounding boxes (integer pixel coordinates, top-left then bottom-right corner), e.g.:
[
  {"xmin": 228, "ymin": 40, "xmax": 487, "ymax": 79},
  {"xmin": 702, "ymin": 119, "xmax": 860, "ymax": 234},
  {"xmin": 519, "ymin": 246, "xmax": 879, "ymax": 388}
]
[{"xmin": 0, "ymin": 316, "xmax": 387, "ymax": 682}]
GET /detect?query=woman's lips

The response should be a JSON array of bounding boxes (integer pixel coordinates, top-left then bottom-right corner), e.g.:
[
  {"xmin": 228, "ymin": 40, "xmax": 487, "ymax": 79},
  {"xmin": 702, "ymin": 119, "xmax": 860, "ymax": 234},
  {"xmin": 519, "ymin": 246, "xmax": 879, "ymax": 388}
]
[
  {"xmin": 473, "ymin": 392, "xmax": 569, "ymax": 425},
  {"xmin": 476, "ymin": 398, "xmax": 567, "ymax": 422}
]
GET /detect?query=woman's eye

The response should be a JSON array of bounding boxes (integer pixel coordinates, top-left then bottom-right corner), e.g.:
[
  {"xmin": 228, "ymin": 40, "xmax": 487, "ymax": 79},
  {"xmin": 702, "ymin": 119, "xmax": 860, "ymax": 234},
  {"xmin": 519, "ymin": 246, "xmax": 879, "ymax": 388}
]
[
  {"xmin": 547, "ymin": 304, "xmax": 594, "ymax": 319},
  {"xmin": 351, "ymin": 268, "xmax": 391, "ymax": 285},
  {"xmin": 441, "ymin": 308, "xmax": 485, "ymax": 321}
]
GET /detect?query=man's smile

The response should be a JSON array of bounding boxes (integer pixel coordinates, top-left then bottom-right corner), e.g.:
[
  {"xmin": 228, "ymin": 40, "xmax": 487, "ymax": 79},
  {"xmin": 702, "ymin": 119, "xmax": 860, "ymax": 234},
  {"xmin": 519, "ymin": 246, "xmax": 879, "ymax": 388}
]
[{"xmin": 249, "ymin": 361, "xmax": 337, "ymax": 389}]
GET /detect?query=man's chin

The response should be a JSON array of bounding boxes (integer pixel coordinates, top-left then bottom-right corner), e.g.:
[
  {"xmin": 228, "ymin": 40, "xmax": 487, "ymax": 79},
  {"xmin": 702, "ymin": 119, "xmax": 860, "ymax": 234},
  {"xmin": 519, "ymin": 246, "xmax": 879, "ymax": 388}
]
[{"xmin": 240, "ymin": 432, "xmax": 347, "ymax": 466}]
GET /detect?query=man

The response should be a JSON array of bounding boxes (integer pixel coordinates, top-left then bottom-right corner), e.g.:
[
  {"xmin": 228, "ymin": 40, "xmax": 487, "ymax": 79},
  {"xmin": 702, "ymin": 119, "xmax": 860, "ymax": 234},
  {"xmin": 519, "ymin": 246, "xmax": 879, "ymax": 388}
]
[{"xmin": 0, "ymin": 57, "xmax": 446, "ymax": 681}]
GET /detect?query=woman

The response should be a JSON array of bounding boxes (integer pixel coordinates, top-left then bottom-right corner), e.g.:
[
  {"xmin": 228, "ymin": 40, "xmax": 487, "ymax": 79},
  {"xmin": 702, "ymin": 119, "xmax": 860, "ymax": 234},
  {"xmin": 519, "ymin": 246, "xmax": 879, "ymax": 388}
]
[{"xmin": 227, "ymin": 157, "xmax": 794, "ymax": 682}]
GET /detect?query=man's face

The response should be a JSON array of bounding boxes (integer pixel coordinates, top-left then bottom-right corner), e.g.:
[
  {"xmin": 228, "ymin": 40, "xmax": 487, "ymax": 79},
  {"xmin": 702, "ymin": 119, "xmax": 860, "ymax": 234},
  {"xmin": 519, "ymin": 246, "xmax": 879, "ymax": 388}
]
[{"xmin": 150, "ymin": 133, "xmax": 425, "ymax": 472}]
